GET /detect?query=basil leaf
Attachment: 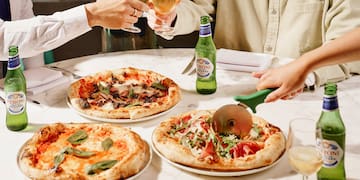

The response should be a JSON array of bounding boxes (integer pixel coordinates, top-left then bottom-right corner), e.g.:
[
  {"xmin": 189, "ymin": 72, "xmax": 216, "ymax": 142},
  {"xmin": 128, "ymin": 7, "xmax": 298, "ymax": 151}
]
[
  {"xmin": 151, "ymin": 82, "xmax": 166, "ymax": 90},
  {"xmin": 54, "ymin": 153, "xmax": 65, "ymax": 168},
  {"xmin": 102, "ymin": 138, "xmax": 113, "ymax": 151},
  {"xmin": 67, "ymin": 130, "xmax": 88, "ymax": 145},
  {"xmin": 86, "ymin": 160, "xmax": 118, "ymax": 175},
  {"xmin": 72, "ymin": 148, "xmax": 95, "ymax": 158},
  {"xmin": 99, "ymin": 81, "xmax": 110, "ymax": 94},
  {"xmin": 125, "ymin": 102, "xmax": 141, "ymax": 108},
  {"xmin": 128, "ymin": 88, "xmax": 136, "ymax": 98}
]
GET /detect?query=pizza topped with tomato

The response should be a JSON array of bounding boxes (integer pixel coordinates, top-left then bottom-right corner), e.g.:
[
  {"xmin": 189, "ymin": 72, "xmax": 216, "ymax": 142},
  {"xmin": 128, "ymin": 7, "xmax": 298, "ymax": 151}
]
[
  {"xmin": 67, "ymin": 67, "xmax": 181, "ymax": 120},
  {"xmin": 152, "ymin": 110, "xmax": 285, "ymax": 171},
  {"xmin": 18, "ymin": 123, "xmax": 150, "ymax": 180}
]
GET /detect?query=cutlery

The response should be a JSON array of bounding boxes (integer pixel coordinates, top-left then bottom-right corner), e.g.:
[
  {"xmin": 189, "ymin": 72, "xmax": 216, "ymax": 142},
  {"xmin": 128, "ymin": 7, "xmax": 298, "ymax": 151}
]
[
  {"xmin": 181, "ymin": 56, "xmax": 196, "ymax": 75},
  {"xmin": 47, "ymin": 66, "xmax": 82, "ymax": 79},
  {"xmin": 0, "ymin": 95, "xmax": 5, "ymax": 104},
  {"xmin": 233, "ymin": 88, "xmax": 275, "ymax": 113}
]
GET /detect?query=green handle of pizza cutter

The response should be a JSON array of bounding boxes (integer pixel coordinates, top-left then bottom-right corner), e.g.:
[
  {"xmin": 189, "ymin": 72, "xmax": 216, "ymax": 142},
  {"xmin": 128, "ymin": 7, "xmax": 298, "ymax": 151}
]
[{"xmin": 233, "ymin": 88, "xmax": 276, "ymax": 113}]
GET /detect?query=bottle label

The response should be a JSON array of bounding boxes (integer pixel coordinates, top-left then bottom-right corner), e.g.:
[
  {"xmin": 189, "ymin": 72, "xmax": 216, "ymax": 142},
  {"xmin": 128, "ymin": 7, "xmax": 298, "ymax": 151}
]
[
  {"xmin": 5, "ymin": 91, "xmax": 26, "ymax": 115},
  {"xmin": 8, "ymin": 55, "xmax": 21, "ymax": 70},
  {"xmin": 199, "ymin": 23, "xmax": 211, "ymax": 37},
  {"xmin": 196, "ymin": 57, "xmax": 214, "ymax": 79},
  {"xmin": 322, "ymin": 95, "xmax": 338, "ymax": 111},
  {"xmin": 316, "ymin": 138, "xmax": 344, "ymax": 168}
]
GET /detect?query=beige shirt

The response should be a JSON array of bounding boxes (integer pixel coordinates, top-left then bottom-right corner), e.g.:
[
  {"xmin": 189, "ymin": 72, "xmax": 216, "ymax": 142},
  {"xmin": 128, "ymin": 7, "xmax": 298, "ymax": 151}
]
[{"xmin": 174, "ymin": 0, "xmax": 360, "ymax": 86}]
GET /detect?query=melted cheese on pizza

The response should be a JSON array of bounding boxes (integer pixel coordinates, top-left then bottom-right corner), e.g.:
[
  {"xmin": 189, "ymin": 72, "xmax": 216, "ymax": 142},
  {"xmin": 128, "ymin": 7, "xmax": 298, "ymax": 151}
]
[
  {"xmin": 30, "ymin": 124, "xmax": 129, "ymax": 173},
  {"xmin": 167, "ymin": 111, "xmax": 278, "ymax": 163},
  {"xmin": 78, "ymin": 73, "xmax": 169, "ymax": 110}
]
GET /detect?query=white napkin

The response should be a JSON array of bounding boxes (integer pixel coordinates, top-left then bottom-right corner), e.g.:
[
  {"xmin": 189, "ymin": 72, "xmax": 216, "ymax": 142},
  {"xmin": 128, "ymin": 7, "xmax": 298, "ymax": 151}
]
[
  {"xmin": 24, "ymin": 67, "xmax": 63, "ymax": 88},
  {"xmin": 23, "ymin": 67, "xmax": 71, "ymax": 96},
  {"xmin": 216, "ymin": 49, "xmax": 274, "ymax": 72}
]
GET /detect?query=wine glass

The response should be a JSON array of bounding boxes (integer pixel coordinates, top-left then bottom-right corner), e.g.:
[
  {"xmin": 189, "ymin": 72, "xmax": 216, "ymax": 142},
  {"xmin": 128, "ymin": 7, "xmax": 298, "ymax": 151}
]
[
  {"xmin": 146, "ymin": 0, "xmax": 180, "ymax": 40},
  {"xmin": 121, "ymin": 26, "xmax": 141, "ymax": 33},
  {"xmin": 287, "ymin": 118, "xmax": 323, "ymax": 180},
  {"xmin": 121, "ymin": 0, "xmax": 180, "ymax": 38}
]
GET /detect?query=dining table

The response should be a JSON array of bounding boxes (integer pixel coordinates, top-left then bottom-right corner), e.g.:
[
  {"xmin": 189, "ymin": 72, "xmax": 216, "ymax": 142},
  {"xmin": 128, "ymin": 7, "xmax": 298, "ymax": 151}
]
[{"xmin": 0, "ymin": 48, "xmax": 359, "ymax": 180}]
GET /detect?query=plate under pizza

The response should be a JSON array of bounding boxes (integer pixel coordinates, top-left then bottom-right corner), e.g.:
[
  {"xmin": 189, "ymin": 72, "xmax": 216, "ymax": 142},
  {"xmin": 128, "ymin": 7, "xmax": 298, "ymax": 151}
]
[
  {"xmin": 151, "ymin": 109, "xmax": 286, "ymax": 176},
  {"xmin": 67, "ymin": 97, "xmax": 177, "ymax": 123},
  {"xmin": 152, "ymin": 142, "xmax": 285, "ymax": 176},
  {"xmin": 66, "ymin": 67, "xmax": 181, "ymax": 123}
]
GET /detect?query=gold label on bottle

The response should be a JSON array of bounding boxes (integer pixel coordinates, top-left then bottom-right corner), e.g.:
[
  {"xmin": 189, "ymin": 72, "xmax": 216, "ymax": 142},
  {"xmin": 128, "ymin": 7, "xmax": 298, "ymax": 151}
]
[
  {"xmin": 6, "ymin": 92, "xmax": 26, "ymax": 115},
  {"xmin": 196, "ymin": 58, "xmax": 214, "ymax": 79},
  {"xmin": 316, "ymin": 138, "xmax": 344, "ymax": 168}
]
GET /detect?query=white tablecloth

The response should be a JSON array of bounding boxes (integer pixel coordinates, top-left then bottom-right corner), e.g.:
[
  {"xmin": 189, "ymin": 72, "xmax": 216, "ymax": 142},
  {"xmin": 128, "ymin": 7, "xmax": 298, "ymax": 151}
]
[{"xmin": 0, "ymin": 48, "xmax": 359, "ymax": 180}]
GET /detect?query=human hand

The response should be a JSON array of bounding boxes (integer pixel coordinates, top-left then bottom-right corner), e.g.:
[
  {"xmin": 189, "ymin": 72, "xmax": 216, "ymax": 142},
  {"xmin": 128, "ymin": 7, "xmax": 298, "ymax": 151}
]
[
  {"xmin": 252, "ymin": 61, "xmax": 309, "ymax": 102},
  {"xmin": 85, "ymin": 0, "xmax": 149, "ymax": 29}
]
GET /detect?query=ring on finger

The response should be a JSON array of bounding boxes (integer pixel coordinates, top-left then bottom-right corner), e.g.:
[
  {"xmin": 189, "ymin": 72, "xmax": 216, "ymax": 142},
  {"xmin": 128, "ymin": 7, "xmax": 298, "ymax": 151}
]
[{"xmin": 132, "ymin": 8, "xmax": 137, "ymax": 17}]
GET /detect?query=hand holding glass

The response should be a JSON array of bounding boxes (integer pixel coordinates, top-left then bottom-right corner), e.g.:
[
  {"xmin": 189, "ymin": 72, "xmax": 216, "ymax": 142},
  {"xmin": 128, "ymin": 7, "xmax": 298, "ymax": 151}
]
[
  {"xmin": 287, "ymin": 118, "xmax": 323, "ymax": 180},
  {"xmin": 121, "ymin": 0, "xmax": 180, "ymax": 40}
]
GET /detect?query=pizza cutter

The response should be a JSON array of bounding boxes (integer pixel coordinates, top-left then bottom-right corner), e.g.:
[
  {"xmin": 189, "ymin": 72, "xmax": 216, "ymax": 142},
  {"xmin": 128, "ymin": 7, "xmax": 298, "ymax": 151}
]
[
  {"xmin": 212, "ymin": 89, "xmax": 275, "ymax": 137},
  {"xmin": 233, "ymin": 88, "xmax": 275, "ymax": 113}
]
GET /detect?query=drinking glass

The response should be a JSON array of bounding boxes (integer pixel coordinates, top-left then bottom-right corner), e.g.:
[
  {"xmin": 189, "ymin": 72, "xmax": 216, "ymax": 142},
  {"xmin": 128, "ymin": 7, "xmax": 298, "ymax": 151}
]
[
  {"xmin": 121, "ymin": 0, "xmax": 180, "ymax": 39},
  {"xmin": 147, "ymin": 0, "xmax": 180, "ymax": 40},
  {"xmin": 287, "ymin": 118, "xmax": 323, "ymax": 180},
  {"xmin": 121, "ymin": 26, "xmax": 141, "ymax": 33}
]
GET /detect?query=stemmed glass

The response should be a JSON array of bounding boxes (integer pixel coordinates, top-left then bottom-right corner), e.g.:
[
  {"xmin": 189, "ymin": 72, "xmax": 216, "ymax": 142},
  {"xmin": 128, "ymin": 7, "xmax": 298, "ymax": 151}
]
[
  {"xmin": 287, "ymin": 118, "xmax": 323, "ymax": 180},
  {"xmin": 121, "ymin": 0, "xmax": 180, "ymax": 40}
]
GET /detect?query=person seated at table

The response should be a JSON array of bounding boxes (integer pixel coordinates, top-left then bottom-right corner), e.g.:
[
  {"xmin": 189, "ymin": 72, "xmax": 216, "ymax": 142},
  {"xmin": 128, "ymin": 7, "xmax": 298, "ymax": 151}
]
[
  {"xmin": 147, "ymin": 0, "xmax": 360, "ymax": 88},
  {"xmin": 253, "ymin": 27, "xmax": 360, "ymax": 102},
  {"xmin": 0, "ymin": 0, "xmax": 148, "ymax": 75}
]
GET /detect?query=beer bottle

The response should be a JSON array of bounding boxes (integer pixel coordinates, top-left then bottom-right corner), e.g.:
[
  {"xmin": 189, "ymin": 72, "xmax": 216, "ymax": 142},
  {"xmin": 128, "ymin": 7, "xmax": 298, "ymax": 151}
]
[
  {"xmin": 316, "ymin": 82, "xmax": 346, "ymax": 180},
  {"xmin": 195, "ymin": 16, "xmax": 217, "ymax": 94},
  {"xmin": 4, "ymin": 46, "xmax": 28, "ymax": 131}
]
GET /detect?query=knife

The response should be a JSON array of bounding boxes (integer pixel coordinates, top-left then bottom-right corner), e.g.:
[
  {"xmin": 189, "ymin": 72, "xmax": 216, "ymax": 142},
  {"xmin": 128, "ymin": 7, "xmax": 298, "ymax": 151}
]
[{"xmin": 181, "ymin": 56, "xmax": 196, "ymax": 74}]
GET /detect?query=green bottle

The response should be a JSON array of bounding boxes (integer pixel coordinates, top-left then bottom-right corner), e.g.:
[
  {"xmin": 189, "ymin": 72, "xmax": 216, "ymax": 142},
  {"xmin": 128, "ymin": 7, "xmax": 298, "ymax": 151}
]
[
  {"xmin": 316, "ymin": 83, "xmax": 346, "ymax": 180},
  {"xmin": 4, "ymin": 46, "xmax": 28, "ymax": 131},
  {"xmin": 195, "ymin": 16, "xmax": 217, "ymax": 94}
]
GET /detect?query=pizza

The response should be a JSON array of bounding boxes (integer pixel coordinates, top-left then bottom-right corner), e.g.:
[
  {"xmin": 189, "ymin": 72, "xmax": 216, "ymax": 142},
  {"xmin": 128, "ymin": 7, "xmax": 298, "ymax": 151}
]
[
  {"xmin": 18, "ymin": 123, "xmax": 150, "ymax": 180},
  {"xmin": 152, "ymin": 110, "xmax": 286, "ymax": 171},
  {"xmin": 67, "ymin": 67, "xmax": 181, "ymax": 120}
]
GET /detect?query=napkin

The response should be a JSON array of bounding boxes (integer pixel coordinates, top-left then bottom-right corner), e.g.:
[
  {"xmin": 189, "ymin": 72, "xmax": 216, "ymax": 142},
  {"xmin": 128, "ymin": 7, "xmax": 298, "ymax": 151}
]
[
  {"xmin": 24, "ymin": 67, "xmax": 63, "ymax": 89},
  {"xmin": 0, "ymin": 67, "xmax": 70, "ymax": 95},
  {"xmin": 216, "ymin": 49, "xmax": 274, "ymax": 72}
]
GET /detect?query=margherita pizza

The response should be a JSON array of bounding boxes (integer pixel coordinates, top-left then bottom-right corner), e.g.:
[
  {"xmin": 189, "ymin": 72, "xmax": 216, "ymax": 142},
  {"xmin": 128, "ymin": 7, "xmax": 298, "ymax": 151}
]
[
  {"xmin": 152, "ymin": 110, "xmax": 285, "ymax": 171},
  {"xmin": 18, "ymin": 123, "xmax": 150, "ymax": 180},
  {"xmin": 67, "ymin": 67, "xmax": 181, "ymax": 120}
]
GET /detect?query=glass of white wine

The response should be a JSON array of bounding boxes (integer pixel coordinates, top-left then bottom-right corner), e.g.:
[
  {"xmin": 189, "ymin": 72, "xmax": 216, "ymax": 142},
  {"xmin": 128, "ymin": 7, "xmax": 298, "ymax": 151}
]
[
  {"xmin": 147, "ymin": 0, "xmax": 180, "ymax": 40},
  {"xmin": 287, "ymin": 118, "xmax": 323, "ymax": 180}
]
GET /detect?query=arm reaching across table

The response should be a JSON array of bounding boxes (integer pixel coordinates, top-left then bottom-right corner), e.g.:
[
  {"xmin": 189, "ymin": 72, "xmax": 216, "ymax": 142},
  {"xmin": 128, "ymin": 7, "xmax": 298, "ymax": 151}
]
[{"xmin": 253, "ymin": 27, "xmax": 360, "ymax": 102}]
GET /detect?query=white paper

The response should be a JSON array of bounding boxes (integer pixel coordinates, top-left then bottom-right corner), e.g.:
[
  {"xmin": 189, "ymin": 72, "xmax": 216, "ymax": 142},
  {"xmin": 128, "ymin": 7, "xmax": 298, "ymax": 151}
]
[{"xmin": 216, "ymin": 48, "xmax": 274, "ymax": 72}]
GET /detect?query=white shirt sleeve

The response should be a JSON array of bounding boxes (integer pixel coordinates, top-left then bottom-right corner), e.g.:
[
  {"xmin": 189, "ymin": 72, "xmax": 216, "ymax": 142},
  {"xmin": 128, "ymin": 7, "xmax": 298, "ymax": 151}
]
[{"xmin": 0, "ymin": 5, "xmax": 92, "ymax": 60}]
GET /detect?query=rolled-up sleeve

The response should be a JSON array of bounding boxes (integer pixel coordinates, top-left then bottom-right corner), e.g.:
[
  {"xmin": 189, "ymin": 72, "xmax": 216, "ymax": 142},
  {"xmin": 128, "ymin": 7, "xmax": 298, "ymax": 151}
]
[
  {"xmin": 0, "ymin": 5, "xmax": 91, "ymax": 60},
  {"xmin": 174, "ymin": 0, "xmax": 215, "ymax": 35},
  {"xmin": 314, "ymin": 0, "xmax": 360, "ymax": 86}
]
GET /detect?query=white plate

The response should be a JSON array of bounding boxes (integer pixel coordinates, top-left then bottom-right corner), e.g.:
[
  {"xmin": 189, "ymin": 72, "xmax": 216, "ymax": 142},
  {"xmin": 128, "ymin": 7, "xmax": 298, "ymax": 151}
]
[
  {"xmin": 152, "ymin": 141, "xmax": 285, "ymax": 177},
  {"xmin": 67, "ymin": 97, "xmax": 177, "ymax": 123}
]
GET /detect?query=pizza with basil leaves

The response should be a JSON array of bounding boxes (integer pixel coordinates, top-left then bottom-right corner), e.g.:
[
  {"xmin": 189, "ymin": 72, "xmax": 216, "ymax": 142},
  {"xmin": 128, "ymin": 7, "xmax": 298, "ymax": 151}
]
[
  {"xmin": 67, "ymin": 67, "xmax": 181, "ymax": 120},
  {"xmin": 152, "ymin": 110, "xmax": 285, "ymax": 171},
  {"xmin": 18, "ymin": 123, "xmax": 150, "ymax": 180}
]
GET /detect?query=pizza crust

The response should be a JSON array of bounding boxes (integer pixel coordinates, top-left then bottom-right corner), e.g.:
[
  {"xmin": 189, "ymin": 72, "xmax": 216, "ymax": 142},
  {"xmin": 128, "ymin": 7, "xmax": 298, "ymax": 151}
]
[
  {"xmin": 152, "ymin": 111, "xmax": 286, "ymax": 171},
  {"xmin": 18, "ymin": 123, "xmax": 150, "ymax": 180},
  {"xmin": 67, "ymin": 67, "xmax": 181, "ymax": 120}
]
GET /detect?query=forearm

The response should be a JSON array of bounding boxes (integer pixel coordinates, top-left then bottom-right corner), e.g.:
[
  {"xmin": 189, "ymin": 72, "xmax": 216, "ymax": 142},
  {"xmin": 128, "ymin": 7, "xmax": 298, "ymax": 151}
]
[
  {"xmin": 299, "ymin": 28, "xmax": 360, "ymax": 73},
  {"xmin": 1, "ymin": 5, "xmax": 91, "ymax": 60},
  {"xmin": 173, "ymin": 0, "xmax": 215, "ymax": 35}
]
